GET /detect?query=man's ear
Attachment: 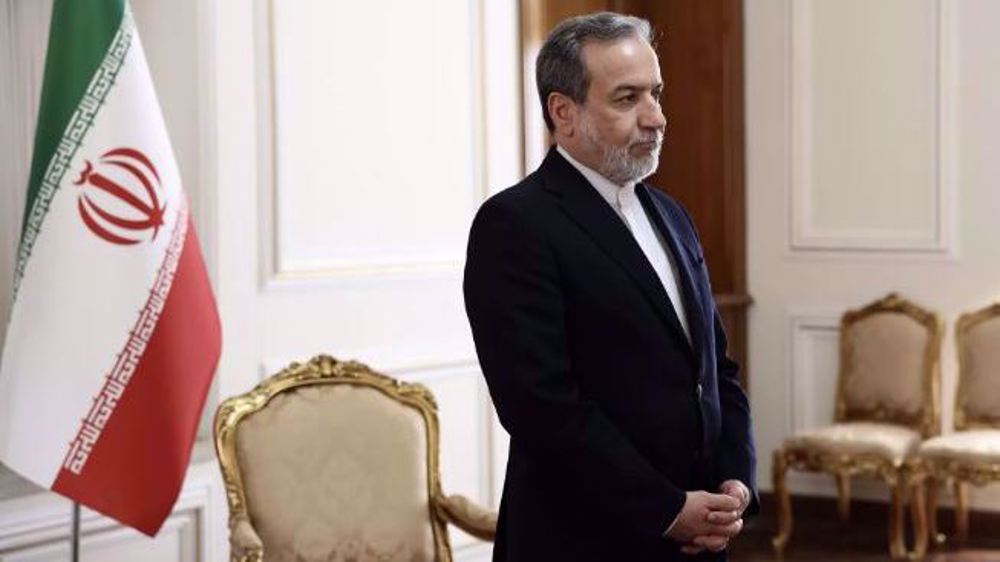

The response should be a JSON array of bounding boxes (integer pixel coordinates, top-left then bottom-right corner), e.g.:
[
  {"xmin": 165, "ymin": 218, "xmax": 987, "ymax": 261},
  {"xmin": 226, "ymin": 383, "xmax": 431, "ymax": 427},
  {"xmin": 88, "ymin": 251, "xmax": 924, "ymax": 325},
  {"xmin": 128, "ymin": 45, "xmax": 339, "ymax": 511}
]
[{"xmin": 547, "ymin": 92, "xmax": 577, "ymax": 137}]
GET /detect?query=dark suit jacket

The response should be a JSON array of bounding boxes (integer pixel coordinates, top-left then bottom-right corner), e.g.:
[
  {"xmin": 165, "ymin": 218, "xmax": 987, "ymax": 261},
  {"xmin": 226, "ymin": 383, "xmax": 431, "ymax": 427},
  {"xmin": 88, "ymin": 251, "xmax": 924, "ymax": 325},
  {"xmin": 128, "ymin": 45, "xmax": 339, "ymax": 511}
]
[{"xmin": 463, "ymin": 147, "xmax": 758, "ymax": 562}]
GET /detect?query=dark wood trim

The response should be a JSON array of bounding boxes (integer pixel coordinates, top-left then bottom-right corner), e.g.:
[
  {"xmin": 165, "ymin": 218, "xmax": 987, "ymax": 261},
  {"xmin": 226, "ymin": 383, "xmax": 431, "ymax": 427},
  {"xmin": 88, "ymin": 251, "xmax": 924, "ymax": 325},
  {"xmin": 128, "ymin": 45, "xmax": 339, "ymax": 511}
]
[
  {"xmin": 722, "ymin": 0, "xmax": 747, "ymax": 293},
  {"xmin": 515, "ymin": 1, "xmax": 528, "ymax": 179},
  {"xmin": 715, "ymin": 292, "xmax": 754, "ymax": 308},
  {"xmin": 716, "ymin": 292, "xmax": 751, "ymax": 388}
]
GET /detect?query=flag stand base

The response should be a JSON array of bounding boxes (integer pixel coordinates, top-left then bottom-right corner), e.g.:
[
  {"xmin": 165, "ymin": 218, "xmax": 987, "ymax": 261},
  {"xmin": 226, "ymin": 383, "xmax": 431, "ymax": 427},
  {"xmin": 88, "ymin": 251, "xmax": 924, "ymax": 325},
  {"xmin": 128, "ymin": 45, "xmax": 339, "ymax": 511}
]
[{"xmin": 71, "ymin": 502, "xmax": 80, "ymax": 562}]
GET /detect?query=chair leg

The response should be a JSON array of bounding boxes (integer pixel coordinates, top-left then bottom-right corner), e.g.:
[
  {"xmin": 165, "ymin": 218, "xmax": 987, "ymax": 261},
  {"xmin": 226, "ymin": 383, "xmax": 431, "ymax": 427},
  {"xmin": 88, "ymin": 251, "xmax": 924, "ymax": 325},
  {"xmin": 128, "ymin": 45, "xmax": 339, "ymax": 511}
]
[
  {"xmin": 772, "ymin": 449, "xmax": 793, "ymax": 555},
  {"xmin": 954, "ymin": 480, "xmax": 969, "ymax": 546},
  {"xmin": 909, "ymin": 478, "xmax": 928, "ymax": 559},
  {"xmin": 926, "ymin": 477, "xmax": 943, "ymax": 546},
  {"xmin": 888, "ymin": 478, "xmax": 907, "ymax": 559},
  {"xmin": 836, "ymin": 472, "xmax": 851, "ymax": 523}
]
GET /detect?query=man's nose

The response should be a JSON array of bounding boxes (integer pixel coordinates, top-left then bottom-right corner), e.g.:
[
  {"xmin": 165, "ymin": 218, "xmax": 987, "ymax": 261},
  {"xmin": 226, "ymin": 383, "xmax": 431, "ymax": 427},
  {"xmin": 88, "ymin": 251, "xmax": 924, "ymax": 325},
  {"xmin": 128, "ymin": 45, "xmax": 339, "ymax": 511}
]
[{"xmin": 639, "ymin": 100, "xmax": 667, "ymax": 131}]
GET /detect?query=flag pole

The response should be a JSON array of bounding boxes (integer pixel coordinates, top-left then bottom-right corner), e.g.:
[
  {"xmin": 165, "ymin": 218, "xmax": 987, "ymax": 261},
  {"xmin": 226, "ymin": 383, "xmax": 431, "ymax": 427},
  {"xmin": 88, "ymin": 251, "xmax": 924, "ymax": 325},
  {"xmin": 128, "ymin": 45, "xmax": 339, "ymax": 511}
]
[{"xmin": 71, "ymin": 502, "xmax": 81, "ymax": 562}]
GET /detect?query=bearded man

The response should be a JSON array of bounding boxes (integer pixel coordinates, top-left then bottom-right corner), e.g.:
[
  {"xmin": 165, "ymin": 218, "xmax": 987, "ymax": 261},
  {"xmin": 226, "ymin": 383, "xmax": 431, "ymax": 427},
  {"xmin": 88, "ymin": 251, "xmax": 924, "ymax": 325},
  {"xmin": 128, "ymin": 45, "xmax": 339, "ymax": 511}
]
[{"xmin": 463, "ymin": 12, "xmax": 758, "ymax": 562}]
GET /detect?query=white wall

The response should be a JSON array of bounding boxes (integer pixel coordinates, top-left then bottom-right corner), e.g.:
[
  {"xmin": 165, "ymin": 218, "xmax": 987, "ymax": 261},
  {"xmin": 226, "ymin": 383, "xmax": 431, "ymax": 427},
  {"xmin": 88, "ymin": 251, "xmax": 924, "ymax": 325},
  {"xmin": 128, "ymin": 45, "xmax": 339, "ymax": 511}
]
[
  {"xmin": 746, "ymin": 0, "xmax": 1000, "ymax": 509},
  {"xmin": 0, "ymin": 1, "xmax": 522, "ymax": 560}
]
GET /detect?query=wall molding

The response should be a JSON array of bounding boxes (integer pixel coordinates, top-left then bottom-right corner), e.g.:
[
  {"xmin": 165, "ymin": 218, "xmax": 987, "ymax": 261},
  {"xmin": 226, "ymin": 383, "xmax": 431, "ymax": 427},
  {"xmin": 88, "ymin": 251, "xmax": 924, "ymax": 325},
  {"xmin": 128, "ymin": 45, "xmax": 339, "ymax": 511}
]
[
  {"xmin": 194, "ymin": 0, "xmax": 219, "ymax": 289},
  {"xmin": 0, "ymin": 458, "xmax": 223, "ymax": 561},
  {"xmin": 257, "ymin": 356, "xmax": 479, "ymax": 383},
  {"xmin": 786, "ymin": 0, "xmax": 958, "ymax": 258},
  {"xmin": 2, "ymin": 512, "xmax": 197, "ymax": 561},
  {"xmin": 254, "ymin": 0, "xmax": 489, "ymax": 288},
  {"xmin": 785, "ymin": 311, "xmax": 841, "ymax": 436}
]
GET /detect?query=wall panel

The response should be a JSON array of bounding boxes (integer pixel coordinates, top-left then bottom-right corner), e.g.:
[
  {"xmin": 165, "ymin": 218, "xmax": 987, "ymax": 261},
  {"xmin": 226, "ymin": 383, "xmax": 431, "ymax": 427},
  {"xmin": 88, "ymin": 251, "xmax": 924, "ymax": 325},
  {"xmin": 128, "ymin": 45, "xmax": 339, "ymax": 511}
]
[
  {"xmin": 788, "ymin": 0, "xmax": 955, "ymax": 254},
  {"xmin": 263, "ymin": 0, "xmax": 484, "ymax": 280}
]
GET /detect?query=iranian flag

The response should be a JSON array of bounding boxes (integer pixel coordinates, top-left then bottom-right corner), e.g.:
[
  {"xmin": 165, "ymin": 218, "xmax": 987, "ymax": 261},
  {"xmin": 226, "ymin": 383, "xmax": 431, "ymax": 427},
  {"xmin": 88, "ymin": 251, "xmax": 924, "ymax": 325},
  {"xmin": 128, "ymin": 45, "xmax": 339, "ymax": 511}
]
[{"xmin": 0, "ymin": 0, "xmax": 221, "ymax": 536}]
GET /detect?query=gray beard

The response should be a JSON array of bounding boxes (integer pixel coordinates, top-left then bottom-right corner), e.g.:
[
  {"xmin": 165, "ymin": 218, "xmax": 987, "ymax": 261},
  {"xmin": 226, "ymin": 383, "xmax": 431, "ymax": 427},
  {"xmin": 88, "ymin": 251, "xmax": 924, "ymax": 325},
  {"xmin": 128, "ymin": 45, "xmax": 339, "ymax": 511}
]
[{"xmin": 579, "ymin": 115, "xmax": 662, "ymax": 185}]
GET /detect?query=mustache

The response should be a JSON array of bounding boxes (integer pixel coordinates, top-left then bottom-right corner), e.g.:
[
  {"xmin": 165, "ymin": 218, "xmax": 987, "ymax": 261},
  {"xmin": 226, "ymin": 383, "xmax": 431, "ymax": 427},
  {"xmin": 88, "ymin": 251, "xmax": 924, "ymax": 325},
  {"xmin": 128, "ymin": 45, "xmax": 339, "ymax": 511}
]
[{"xmin": 631, "ymin": 132, "xmax": 663, "ymax": 146}]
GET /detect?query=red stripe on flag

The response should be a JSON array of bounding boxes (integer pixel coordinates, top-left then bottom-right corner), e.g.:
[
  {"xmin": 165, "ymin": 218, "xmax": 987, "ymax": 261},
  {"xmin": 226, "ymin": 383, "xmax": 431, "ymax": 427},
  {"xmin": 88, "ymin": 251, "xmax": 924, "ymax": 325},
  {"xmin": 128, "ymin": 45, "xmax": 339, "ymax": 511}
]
[{"xmin": 52, "ymin": 218, "xmax": 221, "ymax": 536}]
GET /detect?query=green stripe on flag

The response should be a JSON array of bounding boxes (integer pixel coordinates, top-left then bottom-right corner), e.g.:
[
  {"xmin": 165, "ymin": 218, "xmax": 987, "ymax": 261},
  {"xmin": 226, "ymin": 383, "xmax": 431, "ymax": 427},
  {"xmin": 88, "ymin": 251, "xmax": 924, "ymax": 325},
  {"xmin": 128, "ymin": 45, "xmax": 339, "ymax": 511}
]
[
  {"xmin": 14, "ymin": 0, "xmax": 132, "ymax": 297},
  {"xmin": 25, "ymin": 0, "xmax": 125, "ymax": 231}
]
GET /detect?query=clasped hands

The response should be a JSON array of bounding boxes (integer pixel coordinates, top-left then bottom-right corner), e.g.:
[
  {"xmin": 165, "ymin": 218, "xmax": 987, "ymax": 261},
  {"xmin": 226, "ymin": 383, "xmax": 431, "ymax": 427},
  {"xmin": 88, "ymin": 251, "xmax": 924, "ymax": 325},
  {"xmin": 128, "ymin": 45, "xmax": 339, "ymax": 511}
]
[{"xmin": 667, "ymin": 480, "xmax": 749, "ymax": 555}]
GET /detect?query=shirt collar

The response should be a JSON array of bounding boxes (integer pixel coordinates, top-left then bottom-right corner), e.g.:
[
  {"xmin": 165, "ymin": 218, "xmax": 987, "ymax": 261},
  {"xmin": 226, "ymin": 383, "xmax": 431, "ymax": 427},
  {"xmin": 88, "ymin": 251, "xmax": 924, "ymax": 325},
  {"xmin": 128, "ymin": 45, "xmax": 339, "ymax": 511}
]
[{"xmin": 556, "ymin": 145, "xmax": 636, "ymax": 209}]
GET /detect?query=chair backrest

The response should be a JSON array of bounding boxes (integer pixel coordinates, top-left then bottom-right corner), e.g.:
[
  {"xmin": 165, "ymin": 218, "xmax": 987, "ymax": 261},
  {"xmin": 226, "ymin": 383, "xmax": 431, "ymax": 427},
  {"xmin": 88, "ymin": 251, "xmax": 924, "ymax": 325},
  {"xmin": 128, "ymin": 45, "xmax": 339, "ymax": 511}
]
[
  {"xmin": 214, "ymin": 355, "xmax": 453, "ymax": 562},
  {"xmin": 955, "ymin": 303, "xmax": 1000, "ymax": 430},
  {"xmin": 835, "ymin": 293, "xmax": 943, "ymax": 437}
]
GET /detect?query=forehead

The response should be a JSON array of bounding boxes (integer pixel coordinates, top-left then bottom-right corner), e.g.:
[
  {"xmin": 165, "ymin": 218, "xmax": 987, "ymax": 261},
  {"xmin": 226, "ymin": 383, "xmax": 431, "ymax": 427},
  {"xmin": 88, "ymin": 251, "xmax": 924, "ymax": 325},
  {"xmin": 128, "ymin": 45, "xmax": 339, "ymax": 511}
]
[{"xmin": 581, "ymin": 35, "xmax": 661, "ymax": 91}]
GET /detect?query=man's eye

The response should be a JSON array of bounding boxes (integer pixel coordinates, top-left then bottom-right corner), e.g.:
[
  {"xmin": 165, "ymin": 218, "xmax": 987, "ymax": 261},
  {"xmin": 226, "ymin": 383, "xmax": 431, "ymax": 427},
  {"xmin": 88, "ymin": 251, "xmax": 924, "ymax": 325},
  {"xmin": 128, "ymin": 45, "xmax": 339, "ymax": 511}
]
[{"xmin": 618, "ymin": 95, "xmax": 637, "ymax": 104}]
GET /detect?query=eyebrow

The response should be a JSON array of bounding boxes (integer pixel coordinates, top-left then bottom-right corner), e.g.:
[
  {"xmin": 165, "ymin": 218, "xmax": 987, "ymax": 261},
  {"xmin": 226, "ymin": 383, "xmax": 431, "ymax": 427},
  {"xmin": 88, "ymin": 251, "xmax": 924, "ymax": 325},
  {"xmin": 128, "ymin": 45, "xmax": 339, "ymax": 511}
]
[{"xmin": 611, "ymin": 83, "xmax": 663, "ymax": 95}]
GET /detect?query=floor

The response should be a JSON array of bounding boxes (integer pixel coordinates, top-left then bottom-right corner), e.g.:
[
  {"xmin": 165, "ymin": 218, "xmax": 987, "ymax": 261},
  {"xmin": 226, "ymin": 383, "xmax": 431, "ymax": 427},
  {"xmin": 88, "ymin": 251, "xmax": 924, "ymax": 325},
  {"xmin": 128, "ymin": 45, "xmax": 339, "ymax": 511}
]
[{"xmin": 729, "ymin": 497, "xmax": 1000, "ymax": 562}]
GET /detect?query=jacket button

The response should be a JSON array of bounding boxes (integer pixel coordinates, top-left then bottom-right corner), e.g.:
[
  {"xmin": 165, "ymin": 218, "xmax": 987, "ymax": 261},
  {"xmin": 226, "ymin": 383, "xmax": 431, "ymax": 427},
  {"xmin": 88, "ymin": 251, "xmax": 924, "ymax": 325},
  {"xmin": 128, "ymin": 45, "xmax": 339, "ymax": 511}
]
[{"xmin": 696, "ymin": 383, "xmax": 703, "ymax": 399}]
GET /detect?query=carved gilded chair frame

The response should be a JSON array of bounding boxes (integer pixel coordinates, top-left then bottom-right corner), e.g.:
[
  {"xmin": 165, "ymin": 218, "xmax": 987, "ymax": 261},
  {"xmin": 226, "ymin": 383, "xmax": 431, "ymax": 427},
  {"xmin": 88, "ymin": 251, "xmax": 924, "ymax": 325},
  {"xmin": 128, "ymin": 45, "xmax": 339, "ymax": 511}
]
[
  {"xmin": 773, "ymin": 293, "xmax": 944, "ymax": 560},
  {"xmin": 214, "ymin": 355, "xmax": 493, "ymax": 562},
  {"xmin": 916, "ymin": 303, "xmax": 1000, "ymax": 550}
]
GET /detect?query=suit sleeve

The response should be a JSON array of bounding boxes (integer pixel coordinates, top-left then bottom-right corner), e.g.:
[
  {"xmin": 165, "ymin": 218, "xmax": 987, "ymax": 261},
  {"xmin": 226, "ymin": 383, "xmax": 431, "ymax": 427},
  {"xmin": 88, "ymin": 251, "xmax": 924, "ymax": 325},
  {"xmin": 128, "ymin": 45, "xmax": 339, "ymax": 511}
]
[
  {"xmin": 710, "ymin": 306, "xmax": 760, "ymax": 516},
  {"xmin": 463, "ymin": 196, "xmax": 687, "ymax": 539},
  {"xmin": 666, "ymin": 197, "xmax": 759, "ymax": 516}
]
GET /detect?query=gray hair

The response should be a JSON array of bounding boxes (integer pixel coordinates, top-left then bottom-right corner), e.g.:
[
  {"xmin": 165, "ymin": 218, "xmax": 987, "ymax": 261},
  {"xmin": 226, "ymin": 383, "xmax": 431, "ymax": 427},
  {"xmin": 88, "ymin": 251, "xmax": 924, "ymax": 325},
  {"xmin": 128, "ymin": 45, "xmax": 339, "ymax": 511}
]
[{"xmin": 536, "ymin": 12, "xmax": 654, "ymax": 131}]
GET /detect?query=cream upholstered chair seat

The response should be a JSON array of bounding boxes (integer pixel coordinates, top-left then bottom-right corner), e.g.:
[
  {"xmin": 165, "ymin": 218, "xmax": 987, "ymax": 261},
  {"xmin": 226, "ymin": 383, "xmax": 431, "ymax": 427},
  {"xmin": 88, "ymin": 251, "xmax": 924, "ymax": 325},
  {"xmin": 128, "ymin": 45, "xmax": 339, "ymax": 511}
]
[
  {"xmin": 215, "ymin": 356, "xmax": 497, "ymax": 562},
  {"xmin": 772, "ymin": 293, "xmax": 943, "ymax": 560},
  {"xmin": 785, "ymin": 422, "xmax": 922, "ymax": 465},
  {"xmin": 919, "ymin": 430, "xmax": 1000, "ymax": 465}
]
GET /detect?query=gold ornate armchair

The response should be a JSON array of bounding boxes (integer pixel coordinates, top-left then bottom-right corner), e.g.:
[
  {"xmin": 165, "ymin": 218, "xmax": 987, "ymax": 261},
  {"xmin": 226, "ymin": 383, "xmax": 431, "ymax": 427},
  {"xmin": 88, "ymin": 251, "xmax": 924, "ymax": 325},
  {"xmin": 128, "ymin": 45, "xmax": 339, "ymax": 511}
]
[
  {"xmin": 772, "ymin": 293, "xmax": 943, "ymax": 559},
  {"xmin": 916, "ymin": 303, "xmax": 1000, "ymax": 549},
  {"xmin": 214, "ymin": 355, "xmax": 497, "ymax": 562}
]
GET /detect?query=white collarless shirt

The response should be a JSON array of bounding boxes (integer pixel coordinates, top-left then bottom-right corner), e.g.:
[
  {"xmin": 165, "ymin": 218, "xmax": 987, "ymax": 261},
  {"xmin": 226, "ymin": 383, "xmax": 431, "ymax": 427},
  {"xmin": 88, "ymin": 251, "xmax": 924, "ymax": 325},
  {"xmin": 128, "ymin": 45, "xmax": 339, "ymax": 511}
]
[{"xmin": 556, "ymin": 145, "xmax": 691, "ymax": 343}]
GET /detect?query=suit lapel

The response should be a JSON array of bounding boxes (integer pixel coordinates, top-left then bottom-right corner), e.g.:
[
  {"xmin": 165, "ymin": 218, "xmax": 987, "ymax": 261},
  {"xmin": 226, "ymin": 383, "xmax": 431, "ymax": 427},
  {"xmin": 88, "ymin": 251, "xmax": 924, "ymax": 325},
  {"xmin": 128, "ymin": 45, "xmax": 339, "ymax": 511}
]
[
  {"xmin": 635, "ymin": 184, "xmax": 707, "ymax": 369},
  {"xmin": 540, "ymin": 149, "xmax": 694, "ymax": 356}
]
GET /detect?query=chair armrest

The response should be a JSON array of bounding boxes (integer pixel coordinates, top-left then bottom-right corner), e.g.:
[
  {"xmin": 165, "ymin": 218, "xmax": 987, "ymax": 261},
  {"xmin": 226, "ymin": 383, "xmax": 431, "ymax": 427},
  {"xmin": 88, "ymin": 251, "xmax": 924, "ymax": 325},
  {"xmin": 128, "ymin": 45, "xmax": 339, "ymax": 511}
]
[
  {"xmin": 434, "ymin": 493, "xmax": 498, "ymax": 542},
  {"xmin": 229, "ymin": 515, "xmax": 264, "ymax": 562}
]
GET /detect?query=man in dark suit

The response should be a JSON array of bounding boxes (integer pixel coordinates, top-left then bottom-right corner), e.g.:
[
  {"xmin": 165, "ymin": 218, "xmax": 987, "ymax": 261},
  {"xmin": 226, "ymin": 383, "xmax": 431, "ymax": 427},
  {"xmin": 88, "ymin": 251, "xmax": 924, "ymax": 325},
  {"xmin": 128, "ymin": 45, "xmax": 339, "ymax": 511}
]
[{"xmin": 463, "ymin": 12, "xmax": 758, "ymax": 562}]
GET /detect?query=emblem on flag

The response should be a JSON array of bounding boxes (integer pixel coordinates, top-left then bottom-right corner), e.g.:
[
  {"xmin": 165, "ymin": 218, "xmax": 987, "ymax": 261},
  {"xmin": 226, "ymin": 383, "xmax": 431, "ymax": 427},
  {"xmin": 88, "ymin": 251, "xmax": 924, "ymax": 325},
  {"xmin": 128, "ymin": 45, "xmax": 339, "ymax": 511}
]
[{"xmin": 73, "ymin": 147, "xmax": 167, "ymax": 245}]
